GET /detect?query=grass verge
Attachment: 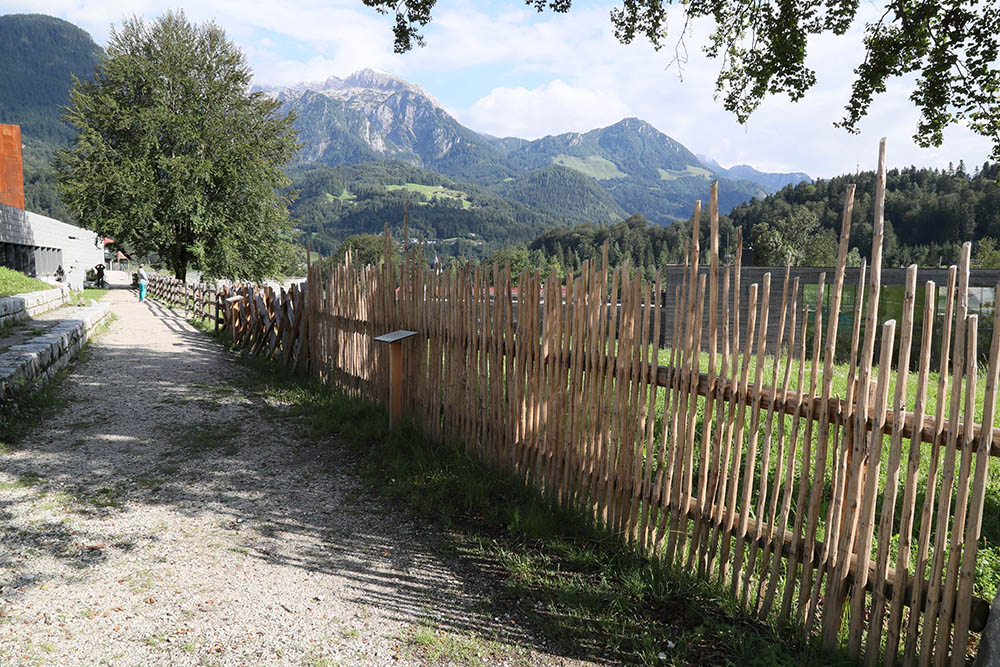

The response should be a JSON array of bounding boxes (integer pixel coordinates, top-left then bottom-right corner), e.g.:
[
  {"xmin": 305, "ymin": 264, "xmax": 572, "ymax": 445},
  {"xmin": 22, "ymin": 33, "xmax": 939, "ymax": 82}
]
[
  {"xmin": 190, "ymin": 316, "xmax": 840, "ymax": 665},
  {"xmin": 70, "ymin": 288, "xmax": 109, "ymax": 305}
]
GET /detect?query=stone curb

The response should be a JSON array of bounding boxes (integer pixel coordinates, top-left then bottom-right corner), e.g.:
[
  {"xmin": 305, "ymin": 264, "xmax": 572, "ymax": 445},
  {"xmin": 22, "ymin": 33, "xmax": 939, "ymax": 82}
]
[
  {"xmin": 0, "ymin": 287, "xmax": 71, "ymax": 326},
  {"xmin": 0, "ymin": 302, "xmax": 110, "ymax": 399}
]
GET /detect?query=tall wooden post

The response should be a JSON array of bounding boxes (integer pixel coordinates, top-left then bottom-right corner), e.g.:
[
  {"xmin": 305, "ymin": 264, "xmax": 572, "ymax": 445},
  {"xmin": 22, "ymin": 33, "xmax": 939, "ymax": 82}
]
[
  {"xmin": 390, "ymin": 340, "xmax": 403, "ymax": 427},
  {"xmin": 375, "ymin": 330, "xmax": 418, "ymax": 429}
]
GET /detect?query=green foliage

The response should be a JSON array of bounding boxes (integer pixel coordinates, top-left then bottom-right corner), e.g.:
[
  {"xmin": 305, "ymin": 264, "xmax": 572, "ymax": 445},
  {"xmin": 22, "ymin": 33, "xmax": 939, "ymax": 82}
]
[
  {"xmin": 749, "ymin": 205, "xmax": 838, "ymax": 266},
  {"xmin": 365, "ymin": 1, "xmax": 1000, "ymax": 157},
  {"xmin": 336, "ymin": 233, "xmax": 388, "ymax": 266},
  {"xmin": 0, "ymin": 267, "xmax": 52, "ymax": 297},
  {"xmin": 0, "ymin": 15, "xmax": 102, "ymax": 148},
  {"xmin": 289, "ymin": 161, "xmax": 563, "ymax": 261},
  {"xmin": 55, "ymin": 11, "xmax": 299, "ymax": 281},
  {"xmin": 525, "ymin": 213, "xmax": 738, "ymax": 280},
  {"xmin": 272, "ymin": 239, "xmax": 307, "ymax": 277},
  {"xmin": 975, "ymin": 237, "xmax": 1000, "ymax": 269},
  {"xmin": 484, "ymin": 245, "xmax": 531, "ymax": 278},
  {"xmin": 492, "ymin": 165, "xmax": 626, "ymax": 223},
  {"xmin": 729, "ymin": 163, "xmax": 1000, "ymax": 267}
]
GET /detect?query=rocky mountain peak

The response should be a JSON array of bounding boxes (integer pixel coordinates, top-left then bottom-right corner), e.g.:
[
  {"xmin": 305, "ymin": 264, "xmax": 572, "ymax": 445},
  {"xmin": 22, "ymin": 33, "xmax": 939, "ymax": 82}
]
[
  {"xmin": 262, "ymin": 68, "xmax": 444, "ymax": 110},
  {"xmin": 342, "ymin": 68, "xmax": 407, "ymax": 91}
]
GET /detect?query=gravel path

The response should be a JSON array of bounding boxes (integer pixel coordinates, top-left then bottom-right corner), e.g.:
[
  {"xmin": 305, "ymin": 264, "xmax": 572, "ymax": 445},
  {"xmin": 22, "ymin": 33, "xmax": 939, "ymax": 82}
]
[{"xmin": 0, "ymin": 276, "xmax": 585, "ymax": 666}]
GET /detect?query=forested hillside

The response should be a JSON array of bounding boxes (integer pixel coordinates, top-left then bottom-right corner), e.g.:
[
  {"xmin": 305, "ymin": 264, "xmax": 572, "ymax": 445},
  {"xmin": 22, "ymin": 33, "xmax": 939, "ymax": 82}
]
[
  {"xmin": 0, "ymin": 14, "xmax": 103, "ymax": 220},
  {"xmin": 728, "ymin": 162, "xmax": 1000, "ymax": 266},
  {"xmin": 289, "ymin": 162, "xmax": 563, "ymax": 259},
  {"xmin": 479, "ymin": 163, "xmax": 1000, "ymax": 277},
  {"xmin": 491, "ymin": 166, "xmax": 626, "ymax": 224}
]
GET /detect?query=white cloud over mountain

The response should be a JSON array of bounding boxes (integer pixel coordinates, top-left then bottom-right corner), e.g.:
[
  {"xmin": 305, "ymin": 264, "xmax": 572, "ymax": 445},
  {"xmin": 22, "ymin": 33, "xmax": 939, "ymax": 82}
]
[
  {"xmin": 6, "ymin": 0, "xmax": 993, "ymax": 177},
  {"xmin": 460, "ymin": 80, "xmax": 631, "ymax": 139}
]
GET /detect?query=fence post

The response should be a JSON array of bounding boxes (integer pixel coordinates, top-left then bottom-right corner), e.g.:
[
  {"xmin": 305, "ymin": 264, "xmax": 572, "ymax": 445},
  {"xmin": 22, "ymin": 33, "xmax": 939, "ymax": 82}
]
[{"xmin": 374, "ymin": 330, "xmax": 418, "ymax": 429}]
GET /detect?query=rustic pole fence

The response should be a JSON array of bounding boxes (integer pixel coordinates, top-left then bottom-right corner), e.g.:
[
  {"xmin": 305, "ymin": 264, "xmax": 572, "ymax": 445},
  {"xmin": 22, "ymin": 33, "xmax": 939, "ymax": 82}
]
[{"xmin": 146, "ymin": 141, "xmax": 1000, "ymax": 664}]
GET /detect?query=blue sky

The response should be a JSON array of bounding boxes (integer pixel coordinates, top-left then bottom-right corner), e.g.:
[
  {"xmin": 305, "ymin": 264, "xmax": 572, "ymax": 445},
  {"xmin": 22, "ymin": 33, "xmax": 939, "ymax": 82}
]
[{"xmin": 4, "ymin": 0, "xmax": 994, "ymax": 178}]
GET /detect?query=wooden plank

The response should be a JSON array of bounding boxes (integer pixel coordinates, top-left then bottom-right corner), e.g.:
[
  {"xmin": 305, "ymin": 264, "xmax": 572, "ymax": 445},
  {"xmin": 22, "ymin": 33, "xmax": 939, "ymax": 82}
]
[
  {"xmin": 718, "ymin": 282, "xmax": 759, "ymax": 584},
  {"xmin": 864, "ymin": 265, "xmax": 917, "ymax": 664},
  {"xmin": 935, "ymin": 313, "xmax": 979, "ymax": 664},
  {"xmin": 702, "ymin": 264, "xmax": 732, "ymax": 570},
  {"xmin": 743, "ymin": 263, "xmax": 791, "ymax": 605},
  {"xmin": 731, "ymin": 272, "xmax": 772, "ymax": 599},
  {"xmin": 885, "ymin": 279, "xmax": 938, "ymax": 665},
  {"xmin": 951, "ymin": 289, "xmax": 1000, "ymax": 664},
  {"xmin": 846, "ymin": 320, "xmax": 898, "ymax": 660},
  {"xmin": 823, "ymin": 139, "xmax": 888, "ymax": 648},
  {"xmin": 690, "ymin": 183, "xmax": 720, "ymax": 572},
  {"xmin": 759, "ymin": 284, "xmax": 806, "ymax": 618},
  {"xmin": 639, "ymin": 272, "xmax": 663, "ymax": 550},
  {"xmin": 920, "ymin": 243, "xmax": 971, "ymax": 664}
]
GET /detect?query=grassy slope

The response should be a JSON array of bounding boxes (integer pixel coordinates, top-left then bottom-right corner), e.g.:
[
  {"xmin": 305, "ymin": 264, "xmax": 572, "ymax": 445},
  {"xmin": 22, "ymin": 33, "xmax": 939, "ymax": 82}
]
[
  {"xmin": 0, "ymin": 267, "xmax": 53, "ymax": 297},
  {"xmin": 385, "ymin": 182, "xmax": 472, "ymax": 208},
  {"xmin": 552, "ymin": 154, "xmax": 627, "ymax": 180}
]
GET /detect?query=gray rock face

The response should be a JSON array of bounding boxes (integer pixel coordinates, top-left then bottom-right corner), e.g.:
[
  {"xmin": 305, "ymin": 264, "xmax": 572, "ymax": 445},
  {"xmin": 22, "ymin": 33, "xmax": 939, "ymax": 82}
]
[
  {"xmin": 976, "ymin": 589, "xmax": 1000, "ymax": 666},
  {"xmin": 268, "ymin": 70, "xmax": 513, "ymax": 183}
]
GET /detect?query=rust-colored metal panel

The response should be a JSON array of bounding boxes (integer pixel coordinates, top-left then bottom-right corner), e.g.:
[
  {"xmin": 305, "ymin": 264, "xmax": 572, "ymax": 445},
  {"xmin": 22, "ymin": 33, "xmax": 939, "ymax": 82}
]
[{"xmin": 0, "ymin": 124, "xmax": 25, "ymax": 210}]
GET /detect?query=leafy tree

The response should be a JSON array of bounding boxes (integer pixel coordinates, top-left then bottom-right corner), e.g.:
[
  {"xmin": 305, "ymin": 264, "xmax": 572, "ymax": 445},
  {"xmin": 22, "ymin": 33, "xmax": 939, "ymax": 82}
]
[
  {"xmin": 56, "ymin": 11, "xmax": 299, "ymax": 281},
  {"xmin": 337, "ymin": 233, "xmax": 390, "ymax": 266},
  {"xmin": 486, "ymin": 245, "xmax": 532, "ymax": 279},
  {"xmin": 273, "ymin": 239, "xmax": 307, "ymax": 277},
  {"xmin": 729, "ymin": 163, "xmax": 1000, "ymax": 267},
  {"xmin": 365, "ymin": 0, "xmax": 1000, "ymax": 157},
  {"xmin": 975, "ymin": 237, "xmax": 1000, "ymax": 269}
]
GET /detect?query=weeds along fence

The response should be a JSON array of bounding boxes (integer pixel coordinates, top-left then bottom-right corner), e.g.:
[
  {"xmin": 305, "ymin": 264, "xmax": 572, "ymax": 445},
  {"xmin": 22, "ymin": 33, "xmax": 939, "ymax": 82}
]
[{"xmin": 150, "ymin": 141, "xmax": 1000, "ymax": 664}]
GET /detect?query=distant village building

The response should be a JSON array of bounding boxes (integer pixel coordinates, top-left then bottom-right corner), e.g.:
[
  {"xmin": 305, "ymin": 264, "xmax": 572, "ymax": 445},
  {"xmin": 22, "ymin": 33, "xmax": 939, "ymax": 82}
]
[{"xmin": 0, "ymin": 123, "xmax": 104, "ymax": 289}]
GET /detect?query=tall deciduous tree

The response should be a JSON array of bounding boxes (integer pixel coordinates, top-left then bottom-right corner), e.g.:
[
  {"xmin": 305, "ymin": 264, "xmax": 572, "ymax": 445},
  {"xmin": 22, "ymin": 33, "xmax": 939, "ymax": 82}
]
[
  {"xmin": 56, "ymin": 11, "xmax": 299, "ymax": 281},
  {"xmin": 363, "ymin": 0, "xmax": 1000, "ymax": 158}
]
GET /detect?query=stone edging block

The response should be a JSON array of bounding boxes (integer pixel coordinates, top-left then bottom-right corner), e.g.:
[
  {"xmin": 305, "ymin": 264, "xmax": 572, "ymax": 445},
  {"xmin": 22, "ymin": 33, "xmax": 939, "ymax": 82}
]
[
  {"xmin": 0, "ymin": 287, "xmax": 71, "ymax": 325},
  {"xmin": 0, "ymin": 302, "xmax": 110, "ymax": 399}
]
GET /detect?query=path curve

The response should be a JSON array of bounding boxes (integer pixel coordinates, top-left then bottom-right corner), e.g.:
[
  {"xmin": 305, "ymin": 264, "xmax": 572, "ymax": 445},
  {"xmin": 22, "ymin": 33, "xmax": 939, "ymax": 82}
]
[{"xmin": 0, "ymin": 274, "xmax": 576, "ymax": 666}]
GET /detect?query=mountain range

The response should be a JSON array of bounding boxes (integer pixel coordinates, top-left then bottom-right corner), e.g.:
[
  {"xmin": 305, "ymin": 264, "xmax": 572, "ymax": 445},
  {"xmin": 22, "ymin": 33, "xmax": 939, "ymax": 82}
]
[
  {"xmin": 265, "ymin": 68, "xmax": 811, "ymax": 225},
  {"xmin": 2, "ymin": 13, "xmax": 811, "ymax": 258}
]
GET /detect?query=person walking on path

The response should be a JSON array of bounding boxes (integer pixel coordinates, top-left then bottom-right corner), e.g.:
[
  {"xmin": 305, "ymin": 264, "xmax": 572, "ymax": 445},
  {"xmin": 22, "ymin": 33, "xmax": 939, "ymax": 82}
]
[{"xmin": 137, "ymin": 264, "xmax": 148, "ymax": 301}]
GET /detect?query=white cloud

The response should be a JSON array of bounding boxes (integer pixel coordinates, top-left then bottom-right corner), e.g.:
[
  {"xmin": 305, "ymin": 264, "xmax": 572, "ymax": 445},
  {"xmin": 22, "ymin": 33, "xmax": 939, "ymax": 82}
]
[
  {"xmin": 4, "ymin": 0, "xmax": 994, "ymax": 177},
  {"xmin": 460, "ymin": 80, "xmax": 631, "ymax": 139}
]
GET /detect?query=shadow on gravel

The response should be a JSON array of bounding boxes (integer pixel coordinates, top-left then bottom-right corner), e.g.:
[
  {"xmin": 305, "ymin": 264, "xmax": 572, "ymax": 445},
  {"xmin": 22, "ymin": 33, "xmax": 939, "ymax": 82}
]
[{"xmin": 0, "ymin": 303, "xmax": 558, "ymax": 660}]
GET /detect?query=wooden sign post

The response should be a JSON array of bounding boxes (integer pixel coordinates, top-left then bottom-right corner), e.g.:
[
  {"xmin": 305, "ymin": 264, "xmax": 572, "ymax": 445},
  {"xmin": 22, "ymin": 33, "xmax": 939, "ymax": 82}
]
[{"xmin": 374, "ymin": 330, "xmax": 418, "ymax": 429}]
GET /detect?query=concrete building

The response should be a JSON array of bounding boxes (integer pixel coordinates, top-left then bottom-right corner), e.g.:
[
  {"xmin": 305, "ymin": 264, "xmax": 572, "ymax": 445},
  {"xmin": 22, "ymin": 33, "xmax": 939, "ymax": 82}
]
[
  {"xmin": 0, "ymin": 123, "xmax": 103, "ymax": 290},
  {"xmin": 0, "ymin": 203, "xmax": 104, "ymax": 290}
]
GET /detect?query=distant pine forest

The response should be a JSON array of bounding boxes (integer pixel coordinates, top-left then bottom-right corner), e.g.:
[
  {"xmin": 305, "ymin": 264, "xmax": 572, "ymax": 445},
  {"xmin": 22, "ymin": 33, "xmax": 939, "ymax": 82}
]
[{"xmin": 456, "ymin": 161, "xmax": 1000, "ymax": 279}]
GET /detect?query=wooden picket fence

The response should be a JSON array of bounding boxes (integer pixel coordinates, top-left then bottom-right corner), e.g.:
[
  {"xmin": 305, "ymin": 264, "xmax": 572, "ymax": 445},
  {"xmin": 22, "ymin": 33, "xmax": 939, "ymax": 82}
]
[
  {"xmin": 150, "ymin": 141, "xmax": 1000, "ymax": 664},
  {"xmin": 147, "ymin": 275, "xmax": 224, "ymax": 331}
]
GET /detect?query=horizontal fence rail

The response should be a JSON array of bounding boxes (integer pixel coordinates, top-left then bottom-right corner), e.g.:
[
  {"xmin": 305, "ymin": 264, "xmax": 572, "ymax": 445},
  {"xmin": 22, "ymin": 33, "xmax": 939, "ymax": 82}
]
[{"xmin": 151, "ymin": 141, "xmax": 1000, "ymax": 665}]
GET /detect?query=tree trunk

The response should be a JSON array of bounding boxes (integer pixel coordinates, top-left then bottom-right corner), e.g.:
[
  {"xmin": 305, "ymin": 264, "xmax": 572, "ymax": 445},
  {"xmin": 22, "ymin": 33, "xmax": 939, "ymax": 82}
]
[{"xmin": 172, "ymin": 245, "xmax": 188, "ymax": 282}]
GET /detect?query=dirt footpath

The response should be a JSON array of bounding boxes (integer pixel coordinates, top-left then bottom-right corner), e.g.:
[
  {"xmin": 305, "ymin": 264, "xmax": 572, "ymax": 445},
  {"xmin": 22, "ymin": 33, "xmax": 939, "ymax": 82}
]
[{"xmin": 0, "ymin": 276, "xmax": 583, "ymax": 666}]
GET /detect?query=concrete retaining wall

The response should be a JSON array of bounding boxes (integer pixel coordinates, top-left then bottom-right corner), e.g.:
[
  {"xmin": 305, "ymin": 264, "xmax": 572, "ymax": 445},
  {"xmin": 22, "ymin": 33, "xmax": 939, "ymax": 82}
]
[
  {"xmin": 0, "ymin": 202, "xmax": 104, "ymax": 289},
  {"xmin": 0, "ymin": 302, "xmax": 110, "ymax": 399},
  {"xmin": 0, "ymin": 287, "xmax": 70, "ymax": 326}
]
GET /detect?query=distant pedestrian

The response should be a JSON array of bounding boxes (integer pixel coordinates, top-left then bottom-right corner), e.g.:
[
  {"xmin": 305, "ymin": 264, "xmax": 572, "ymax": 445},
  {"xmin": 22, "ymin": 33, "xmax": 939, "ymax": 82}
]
[{"xmin": 138, "ymin": 264, "xmax": 148, "ymax": 302}]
